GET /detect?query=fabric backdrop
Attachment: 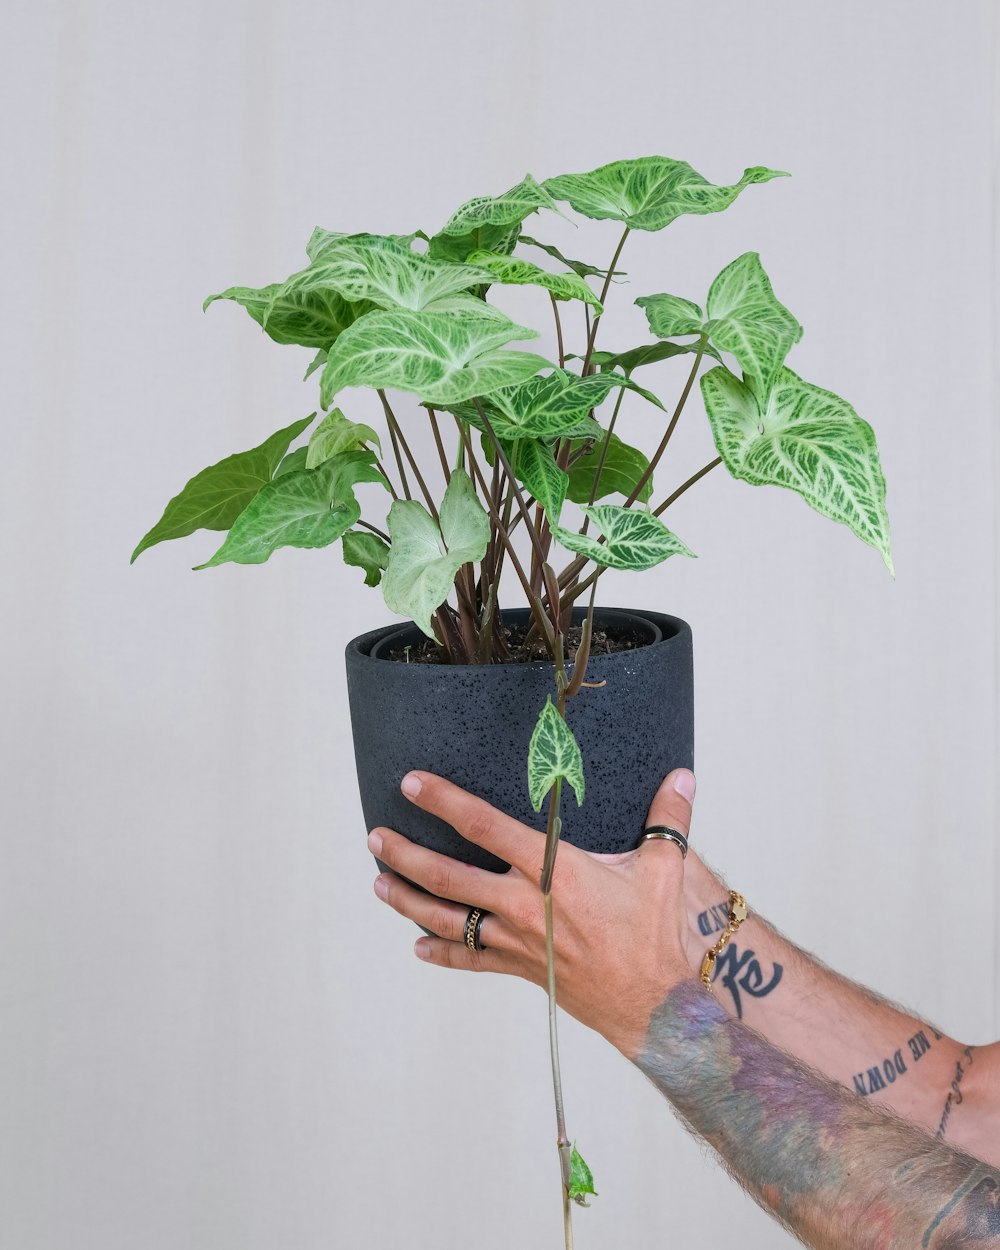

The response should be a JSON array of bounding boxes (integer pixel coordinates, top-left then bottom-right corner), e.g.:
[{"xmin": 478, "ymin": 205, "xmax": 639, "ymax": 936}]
[{"xmin": 1, "ymin": 1, "xmax": 997, "ymax": 1247}]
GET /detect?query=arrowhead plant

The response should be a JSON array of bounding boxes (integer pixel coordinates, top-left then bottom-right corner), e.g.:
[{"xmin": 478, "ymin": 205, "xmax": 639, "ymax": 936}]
[{"xmin": 133, "ymin": 155, "xmax": 892, "ymax": 1243}]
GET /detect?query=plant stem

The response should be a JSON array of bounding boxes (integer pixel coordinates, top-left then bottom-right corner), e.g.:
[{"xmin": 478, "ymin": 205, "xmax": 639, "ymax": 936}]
[
  {"xmin": 356, "ymin": 519, "xmax": 390, "ymax": 543},
  {"xmin": 373, "ymin": 457, "xmax": 400, "ymax": 501},
  {"xmin": 653, "ymin": 455, "xmax": 723, "ymax": 516},
  {"xmin": 385, "ymin": 421, "xmax": 411, "ymax": 501},
  {"xmin": 427, "ymin": 407, "xmax": 451, "ymax": 486},
  {"xmin": 474, "ymin": 401, "xmax": 551, "ymax": 575},
  {"xmin": 581, "ymin": 226, "xmax": 630, "ymax": 376},
  {"xmin": 550, "ymin": 294, "xmax": 565, "ymax": 369},
  {"xmin": 379, "ymin": 391, "xmax": 437, "ymax": 520},
  {"xmin": 579, "ymin": 383, "xmax": 628, "ymax": 538}
]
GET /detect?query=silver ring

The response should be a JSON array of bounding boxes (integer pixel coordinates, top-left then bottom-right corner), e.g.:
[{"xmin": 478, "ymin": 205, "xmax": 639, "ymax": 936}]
[
  {"xmin": 636, "ymin": 825, "xmax": 688, "ymax": 857},
  {"xmin": 464, "ymin": 907, "xmax": 487, "ymax": 951}
]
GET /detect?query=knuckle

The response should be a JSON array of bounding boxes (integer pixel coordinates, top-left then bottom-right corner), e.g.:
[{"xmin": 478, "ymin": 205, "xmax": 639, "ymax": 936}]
[
  {"xmin": 464, "ymin": 805, "xmax": 496, "ymax": 845},
  {"xmin": 427, "ymin": 862, "xmax": 454, "ymax": 898},
  {"xmin": 431, "ymin": 904, "xmax": 457, "ymax": 939}
]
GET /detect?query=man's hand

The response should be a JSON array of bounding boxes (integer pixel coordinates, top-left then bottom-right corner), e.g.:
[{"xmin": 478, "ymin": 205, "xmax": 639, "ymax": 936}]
[{"xmin": 368, "ymin": 767, "xmax": 697, "ymax": 1058}]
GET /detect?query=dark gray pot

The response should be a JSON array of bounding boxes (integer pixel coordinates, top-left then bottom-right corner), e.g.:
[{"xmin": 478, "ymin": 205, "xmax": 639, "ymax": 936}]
[{"xmin": 345, "ymin": 607, "xmax": 693, "ymax": 873}]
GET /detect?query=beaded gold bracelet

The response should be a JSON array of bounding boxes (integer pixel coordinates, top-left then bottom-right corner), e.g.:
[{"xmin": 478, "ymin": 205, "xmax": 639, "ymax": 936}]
[{"xmin": 699, "ymin": 891, "xmax": 749, "ymax": 990}]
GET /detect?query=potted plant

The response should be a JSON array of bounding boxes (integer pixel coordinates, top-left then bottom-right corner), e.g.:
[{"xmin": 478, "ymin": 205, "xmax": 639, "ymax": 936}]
[{"xmin": 132, "ymin": 156, "xmax": 892, "ymax": 1243}]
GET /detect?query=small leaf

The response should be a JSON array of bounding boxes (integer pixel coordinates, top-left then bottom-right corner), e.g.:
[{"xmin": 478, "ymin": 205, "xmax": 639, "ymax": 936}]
[
  {"xmin": 544, "ymin": 157, "xmax": 788, "ymax": 233},
  {"xmin": 381, "ymin": 468, "xmax": 490, "ymax": 637},
  {"xmin": 554, "ymin": 506, "xmax": 695, "ymax": 571},
  {"xmin": 194, "ymin": 450, "xmax": 385, "ymax": 569},
  {"xmin": 585, "ymin": 341, "xmax": 696, "ymax": 374},
  {"xmin": 307, "ymin": 407, "xmax": 381, "ymax": 469},
  {"xmin": 320, "ymin": 308, "xmax": 550, "ymax": 409},
  {"xmin": 568, "ymin": 1145, "xmax": 597, "ymax": 1206},
  {"xmin": 304, "ymin": 348, "xmax": 327, "ymax": 380},
  {"xmin": 512, "ymin": 440, "xmax": 568, "ymax": 524},
  {"xmin": 467, "ymin": 250, "xmax": 602, "ymax": 310},
  {"xmin": 700, "ymin": 366, "xmax": 893, "ymax": 573},
  {"xmin": 566, "ymin": 433, "xmax": 652, "ymax": 504},
  {"xmin": 527, "ymin": 696, "xmax": 585, "ymax": 810},
  {"xmin": 635, "ymin": 292, "xmax": 704, "ymax": 339},
  {"xmin": 204, "ymin": 283, "xmax": 374, "ymax": 350},
  {"xmin": 704, "ymin": 252, "xmax": 802, "ymax": 396},
  {"xmin": 131, "ymin": 414, "xmax": 315, "ymax": 562},
  {"xmin": 427, "ymin": 174, "xmax": 560, "ymax": 262},
  {"xmin": 454, "ymin": 370, "xmax": 625, "ymax": 442},
  {"xmin": 519, "ymin": 234, "xmax": 625, "ymax": 281},
  {"xmin": 342, "ymin": 529, "xmax": 390, "ymax": 587}
]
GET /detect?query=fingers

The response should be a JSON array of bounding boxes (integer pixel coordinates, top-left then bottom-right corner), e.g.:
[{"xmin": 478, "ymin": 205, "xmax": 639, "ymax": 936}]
[
  {"xmin": 412, "ymin": 934, "xmax": 511, "ymax": 976},
  {"xmin": 400, "ymin": 771, "xmax": 546, "ymax": 878},
  {"xmin": 643, "ymin": 768, "xmax": 697, "ymax": 851},
  {"xmin": 374, "ymin": 871, "xmax": 516, "ymax": 953},
  {"xmin": 368, "ymin": 827, "xmax": 511, "ymax": 914}
]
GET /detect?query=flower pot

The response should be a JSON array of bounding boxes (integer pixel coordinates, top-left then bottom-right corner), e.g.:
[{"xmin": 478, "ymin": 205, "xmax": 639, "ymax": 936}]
[{"xmin": 345, "ymin": 607, "xmax": 693, "ymax": 872}]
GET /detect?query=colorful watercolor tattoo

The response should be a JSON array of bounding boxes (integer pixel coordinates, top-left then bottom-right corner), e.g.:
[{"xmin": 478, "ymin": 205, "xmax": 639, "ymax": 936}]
[{"xmin": 635, "ymin": 981, "xmax": 1000, "ymax": 1248}]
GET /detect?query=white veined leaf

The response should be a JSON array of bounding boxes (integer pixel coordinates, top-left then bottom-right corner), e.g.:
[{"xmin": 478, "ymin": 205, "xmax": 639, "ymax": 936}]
[
  {"xmin": 466, "ymin": 250, "xmax": 603, "ymax": 310},
  {"xmin": 544, "ymin": 157, "xmax": 788, "ymax": 232},
  {"xmin": 527, "ymin": 696, "xmax": 585, "ymax": 811},
  {"xmin": 306, "ymin": 229, "xmax": 418, "ymax": 265},
  {"xmin": 635, "ymin": 292, "xmax": 704, "ymax": 339},
  {"xmin": 554, "ymin": 505, "xmax": 695, "ymax": 571},
  {"xmin": 427, "ymin": 174, "xmax": 560, "ymax": 263},
  {"xmin": 306, "ymin": 407, "xmax": 382, "ymax": 469},
  {"xmin": 381, "ymin": 468, "xmax": 490, "ymax": 638},
  {"xmin": 455, "ymin": 370, "xmax": 627, "ymax": 442},
  {"xmin": 319, "ymin": 308, "xmax": 551, "ymax": 408},
  {"xmin": 705, "ymin": 252, "xmax": 802, "ymax": 395},
  {"xmin": 204, "ymin": 283, "xmax": 375, "ymax": 350},
  {"xmin": 512, "ymin": 440, "xmax": 568, "ymax": 525},
  {"xmin": 700, "ymin": 366, "xmax": 893, "ymax": 574},
  {"xmin": 342, "ymin": 529, "xmax": 390, "ymax": 587}
]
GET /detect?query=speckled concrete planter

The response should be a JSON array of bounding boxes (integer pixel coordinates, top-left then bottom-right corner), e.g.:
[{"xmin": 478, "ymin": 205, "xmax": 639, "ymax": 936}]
[{"xmin": 345, "ymin": 607, "xmax": 693, "ymax": 872}]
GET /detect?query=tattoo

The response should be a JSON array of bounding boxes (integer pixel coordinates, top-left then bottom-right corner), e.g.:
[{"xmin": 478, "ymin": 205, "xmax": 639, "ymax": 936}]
[
  {"xmin": 924, "ymin": 1169, "xmax": 1000, "ymax": 1247},
  {"xmin": 937, "ymin": 1047, "xmax": 976, "ymax": 1140},
  {"xmin": 852, "ymin": 1029, "xmax": 935, "ymax": 1097},
  {"xmin": 711, "ymin": 942, "xmax": 783, "ymax": 1018}
]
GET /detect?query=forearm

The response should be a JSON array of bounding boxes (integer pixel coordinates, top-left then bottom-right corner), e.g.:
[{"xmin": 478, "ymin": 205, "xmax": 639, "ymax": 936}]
[
  {"xmin": 635, "ymin": 980, "xmax": 1000, "ymax": 1250},
  {"xmin": 683, "ymin": 852, "xmax": 983, "ymax": 1151}
]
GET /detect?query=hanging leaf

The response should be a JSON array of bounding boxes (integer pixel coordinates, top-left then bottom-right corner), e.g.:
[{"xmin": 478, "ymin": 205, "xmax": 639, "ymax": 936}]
[
  {"xmin": 204, "ymin": 283, "xmax": 375, "ymax": 350},
  {"xmin": 306, "ymin": 407, "xmax": 381, "ymax": 469},
  {"xmin": 512, "ymin": 440, "xmax": 568, "ymax": 524},
  {"xmin": 381, "ymin": 468, "xmax": 490, "ymax": 638},
  {"xmin": 568, "ymin": 1144, "xmax": 598, "ymax": 1206},
  {"xmin": 194, "ymin": 450, "xmax": 385, "ymax": 569},
  {"xmin": 554, "ymin": 506, "xmax": 695, "ymax": 571},
  {"xmin": 527, "ymin": 696, "xmax": 585, "ymax": 811},
  {"xmin": 320, "ymin": 308, "xmax": 550, "ymax": 408},
  {"xmin": 566, "ymin": 433, "xmax": 652, "ymax": 504},
  {"xmin": 635, "ymin": 292, "xmax": 704, "ymax": 340},
  {"xmin": 700, "ymin": 366, "xmax": 893, "ymax": 573},
  {"xmin": 704, "ymin": 252, "xmax": 802, "ymax": 396},
  {"xmin": 131, "ymin": 414, "xmax": 315, "ymax": 562},
  {"xmin": 342, "ymin": 529, "xmax": 390, "ymax": 587},
  {"xmin": 585, "ymin": 342, "xmax": 697, "ymax": 374},
  {"xmin": 519, "ymin": 234, "xmax": 625, "ymax": 281},
  {"xmin": 466, "ymin": 250, "xmax": 602, "ymax": 310},
  {"xmin": 543, "ymin": 157, "xmax": 788, "ymax": 232}
]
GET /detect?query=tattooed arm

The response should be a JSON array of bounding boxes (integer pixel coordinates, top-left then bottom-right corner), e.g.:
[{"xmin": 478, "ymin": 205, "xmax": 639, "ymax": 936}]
[
  {"xmin": 637, "ymin": 980, "xmax": 1000, "ymax": 1249},
  {"xmin": 681, "ymin": 852, "xmax": 1000, "ymax": 1164}
]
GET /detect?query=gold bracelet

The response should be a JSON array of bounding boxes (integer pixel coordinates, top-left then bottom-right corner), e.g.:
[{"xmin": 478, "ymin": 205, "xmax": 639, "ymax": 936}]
[{"xmin": 700, "ymin": 891, "xmax": 749, "ymax": 990}]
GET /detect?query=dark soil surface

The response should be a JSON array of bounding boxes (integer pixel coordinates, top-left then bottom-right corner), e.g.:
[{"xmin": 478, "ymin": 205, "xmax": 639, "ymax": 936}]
[{"xmin": 385, "ymin": 620, "xmax": 650, "ymax": 665}]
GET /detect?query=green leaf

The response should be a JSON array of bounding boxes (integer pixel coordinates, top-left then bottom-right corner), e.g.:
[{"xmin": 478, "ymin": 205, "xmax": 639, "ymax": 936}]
[
  {"xmin": 635, "ymin": 292, "xmax": 704, "ymax": 339},
  {"xmin": 704, "ymin": 252, "xmax": 802, "ymax": 395},
  {"xmin": 568, "ymin": 1145, "xmax": 597, "ymax": 1206},
  {"xmin": 306, "ymin": 228, "xmax": 417, "ymax": 264},
  {"xmin": 512, "ymin": 440, "xmax": 568, "ymax": 524},
  {"xmin": 586, "ymin": 341, "xmax": 695, "ymax": 374},
  {"xmin": 519, "ymin": 234, "xmax": 625, "ymax": 281},
  {"xmin": 320, "ymin": 308, "xmax": 550, "ymax": 408},
  {"xmin": 566, "ymin": 433, "xmax": 652, "ymax": 504},
  {"xmin": 194, "ymin": 450, "xmax": 385, "ymax": 569},
  {"xmin": 426, "ymin": 221, "xmax": 521, "ymax": 266},
  {"xmin": 554, "ymin": 505, "xmax": 695, "ymax": 571},
  {"xmin": 456, "ymin": 370, "xmax": 625, "ymax": 441},
  {"xmin": 204, "ymin": 283, "xmax": 375, "ymax": 350},
  {"xmin": 304, "ymin": 348, "xmax": 327, "ymax": 380},
  {"xmin": 427, "ymin": 174, "xmax": 562, "ymax": 263},
  {"xmin": 467, "ymin": 250, "xmax": 602, "ymax": 310},
  {"xmin": 527, "ymin": 696, "xmax": 585, "ymax": 810},
  {"xmin": 381, "ymin": 468, "xmax": 490, "ymax": 637},
  {"xmin": 306, "ymin": 407, "xmax": 381, "ymax": 469},
  {"xmin": 275, "ymin": 447, "xmax": 309, "ymax": 477},
  {"xmin": 131, "ymin": 414, "xmax": 315, "ymax": 562},
  {"xmin": 342, "ymin": 529, "xmax": 390, "ymax": 587},
  {"xmin": 700, "ymin": 366, "xmax": 893, "ymax": 573},
  {"xmin": 544, "ymin": 157, "xmax": 788, "ymax": 232}
]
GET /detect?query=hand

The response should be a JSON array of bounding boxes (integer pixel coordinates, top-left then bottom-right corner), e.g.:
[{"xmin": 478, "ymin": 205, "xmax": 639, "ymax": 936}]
[{"xmin": 368, "ymin": 768, "xmax": 697, "ymax": 1058}]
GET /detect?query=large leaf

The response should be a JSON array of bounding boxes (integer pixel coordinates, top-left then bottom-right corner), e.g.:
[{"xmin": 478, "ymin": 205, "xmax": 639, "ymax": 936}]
[
  {"xmin": 467, "ymin": 250, "xmax": 602, "ymax": 310},
  {"xmin": 320, "ymin": 309, "xmax": 550, "ymax": 408},
  {"xmin": 306, "ymin": 228, "xmax": 417, "ymax": 265},
  {"xmin": 342, "ymin": 529, "xmax": 390, "ymax": 587},
  {"xmin": 382, "ymin": 468, "xmax": 490, "ymax": 638},
  {"xmin": 457, "ymin": 370, "xmax": 626, "ymax": 442},
  {"xmin": 704, "ymin": 252, "xmax": 802, "ymax": 395},
  {"xmin": 635, "ymin": 292, "xmax": 704, "ymax": 340},
  {"xmin": 512, "ymin": 440, "xmax": 568, "ymax": 523},
  {"xmin": 543, "ymin": 157, "xmax": 788, "ymax": 232},
  {"xmin": 566, "ymin": 432, "xmax": 652, "ymax": 504},
  {"xmin": 554, "ymin": 505, "xmax": 695, "ymax": 571},
  {"xmin": 204, "ymin": 283, "xmax": 374, "ymax": 350},
  {"xmin": 527, "ymin": 696, "xmax": 585, "ymax": 810},
  {"xmin": 194, "ymin": 450, "xmax": 385, "ymax": 569},
  {"xmin": 131, "ymin": 414, "xmax": 315, "ymax": 562},
  {"xmin": 306, "ymin": 407, "xmax": 381, "ymax": 469},
  {"xmin": 519, "ymin": 234, "xmax": 625, "ymax": 280},
  {"xmin": 427, "ymin": 174, "xmax": 559, "ymax": 263},
  {"xmin": 700, "ymin": 367, "xmax": 893, "ymax": 573}
]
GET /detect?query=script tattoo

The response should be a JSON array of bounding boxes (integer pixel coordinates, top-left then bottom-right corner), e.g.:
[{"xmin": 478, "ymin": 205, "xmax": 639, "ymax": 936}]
[
  {"xmin": 937, "ymin": 1046, "xmax": 975, "ymax": 1140},
  {"xmin": 699, "ymin": 898, "xmax": 782, "ymax": 1018},
  {"xmin": 853, "ymin": 1029, "xmax": 936, "ymax": 1097}
]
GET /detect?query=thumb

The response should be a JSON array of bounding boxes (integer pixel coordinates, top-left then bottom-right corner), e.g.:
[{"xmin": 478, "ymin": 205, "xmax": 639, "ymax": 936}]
[{"xmin": 645, "ymin": 769, "xmax": 696, "ymax": 842}]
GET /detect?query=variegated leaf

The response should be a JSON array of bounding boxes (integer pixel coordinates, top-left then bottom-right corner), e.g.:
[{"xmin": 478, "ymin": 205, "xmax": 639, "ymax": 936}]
[
  {"xmin": 342, "ymin": 529, "xmax": 390, "ymax": 587},
  {"xmin": 467, "ymin": 370, "xmax": 627, "ymax": 441},
  {"xmin": 427, "ymin": 174, "xmax": 559, "ymax": 263},
  {"xmin": 306, "ymin": 407, "xmax": 381, "ymax": 469},
  {"xmin": 512, "ymin": 440, "xmax": 568, "ymax": 523},
  {"xmin": 635, "ymin": 292, "xmax": 704, "ymax": 339},
  {"xmin": 204, "ymin": 282, "xmax": 375, "ymax": 350},
  {"xmin": 306, "ymin": 229, "xmax": 417, "ymax": 264},
  {"xmin": 467, "ymin": 250, "xmax": 602, "ymax": 310},
  {"xmin": 700, "ymin": 367, "xmax": 893, "ymax": 573},
  {"xmin": 705, "ymin": 253, "xmax": 802, "ymax": 395},
  {"xmin": 554, "ymin": 505, "xmax": 695, "ymax": 571},
  {"xmin": 586, "ymin": 342, "xmax": 694, "ymax": 374},
  {"xmin": 382, "ymin": 468, "xmax": 490, "ymax": 638},
  {"xmin": 519, "ymin": 234, "xmax": 625, "ymax": 280},
  {"xmin": 131, "ymin": 414, "xmax": 315, "ymax": 562},
  {"xmin": 566, "ymin": 433, "xmax": 652, "ymax": 504},
  {"xmin": 319, "ymin": 309, "xmax": 550, "ymax": 408},
  {"xmin": 194, "ymin": 450, "xmax": 385, "ymax": 569},
  {"xmin": 527, "ymin": 696, "xmax": 585, "ymax": 810},
  {"xmin": 275, "ymin": 447, "xmax": 309, "ymax": 477},
  {"xmin": 544, "ymin": 157, "xmax": 788, "ymax": 232}
]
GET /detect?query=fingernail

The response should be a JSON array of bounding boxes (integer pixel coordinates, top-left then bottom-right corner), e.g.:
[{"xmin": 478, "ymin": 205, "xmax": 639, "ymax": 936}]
[
  {"xmin": 673, "ymin": 770, "xmax": 696, "ymax": 803},
  {"xmin": 367, "ymin": 830, "xmax": 383, "ymax": 855},
  {"xmin": 414, "ymin": 938, "xmax": 431, "ymax": 960},
  {"xmin": 373, "ymin": 875, "xmax": 389, "ymax": 901},
  {"xmin": 401, "ymin": 772, "xmax": 422, "ymax": 798}
]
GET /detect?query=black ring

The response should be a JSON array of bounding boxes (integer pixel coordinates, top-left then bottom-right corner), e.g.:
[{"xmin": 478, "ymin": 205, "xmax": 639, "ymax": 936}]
[
  {"xmin": 473, "ymin": 911, "xmax": 487, "ymax": 951},
  {"xmin": 637, "ymin": 825, "xmax": 689, "ymax": 857},
  {"xmin": 464, "ymin": 907, "xmax": 487, "ymax": 951}
]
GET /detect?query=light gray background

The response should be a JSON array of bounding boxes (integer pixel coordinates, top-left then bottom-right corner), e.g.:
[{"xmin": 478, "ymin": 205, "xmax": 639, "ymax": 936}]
[{"xmin": 2, "ymin": 1, "xmax": 997, "ymax": 1247}]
